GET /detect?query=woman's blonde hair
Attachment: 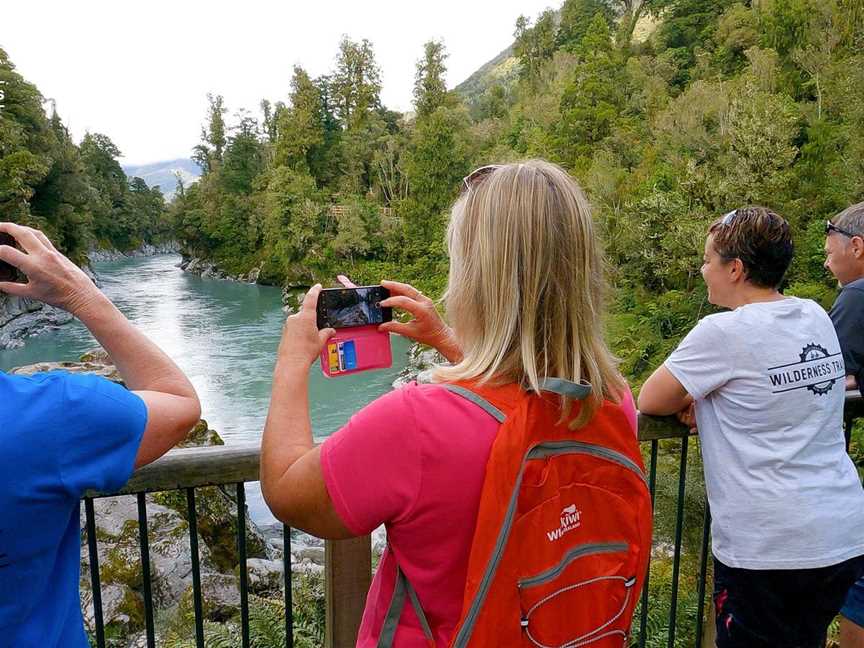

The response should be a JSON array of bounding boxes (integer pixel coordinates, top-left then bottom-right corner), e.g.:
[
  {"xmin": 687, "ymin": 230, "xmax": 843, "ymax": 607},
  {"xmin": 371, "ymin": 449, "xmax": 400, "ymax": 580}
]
[{"xmin": 434, "ymin": 160, "xmax": 625, "ymax": 428}]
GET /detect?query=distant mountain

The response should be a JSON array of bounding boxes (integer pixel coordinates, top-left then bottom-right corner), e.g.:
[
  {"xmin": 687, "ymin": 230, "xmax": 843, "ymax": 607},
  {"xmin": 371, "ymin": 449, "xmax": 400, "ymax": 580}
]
[{"xmin": 122, "ymin": 158, "xmax": 200, "ymax": 200}]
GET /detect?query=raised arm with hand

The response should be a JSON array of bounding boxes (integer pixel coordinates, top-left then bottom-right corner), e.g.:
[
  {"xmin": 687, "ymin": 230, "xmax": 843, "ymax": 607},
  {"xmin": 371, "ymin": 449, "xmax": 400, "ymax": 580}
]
[
  {"xmin": 0, "ymin": 222, "xmax": 201, "ymax": 468},
  {"xmin": 260, "ymin": 284, "xmax": 353, "ymax": 538},
  {"xmin": 378, "ymin": 279, "xmax": 463, "ymax": 363}
]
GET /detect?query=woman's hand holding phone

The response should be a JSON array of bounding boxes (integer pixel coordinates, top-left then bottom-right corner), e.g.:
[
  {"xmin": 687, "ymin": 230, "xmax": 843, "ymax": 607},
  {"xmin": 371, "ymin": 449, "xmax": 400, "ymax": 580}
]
[
  {"xmin": 377, "ymin": 280, "xmax": 463, "ymax": 364},
  {"xmin": 277, "ymin": 284, "xmax": 335, "ymax": 371}
]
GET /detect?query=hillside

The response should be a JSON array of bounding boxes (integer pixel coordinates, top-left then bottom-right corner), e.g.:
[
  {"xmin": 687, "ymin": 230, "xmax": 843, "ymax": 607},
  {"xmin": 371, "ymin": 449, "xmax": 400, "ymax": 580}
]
[{"xmin": 454, "ymin": 44, "xmax": 520, "ymax": 110}]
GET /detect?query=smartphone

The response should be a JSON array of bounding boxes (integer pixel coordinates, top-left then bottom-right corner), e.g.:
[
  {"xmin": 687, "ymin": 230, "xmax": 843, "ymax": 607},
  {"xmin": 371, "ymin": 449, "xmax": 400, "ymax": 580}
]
[
  {"xmin": 316, "ymin": 285, "xmax": 392, "ymax": 330},
  {"xmin": 0, "ymin": 233, "xmax": 19, "ymax": 282}
]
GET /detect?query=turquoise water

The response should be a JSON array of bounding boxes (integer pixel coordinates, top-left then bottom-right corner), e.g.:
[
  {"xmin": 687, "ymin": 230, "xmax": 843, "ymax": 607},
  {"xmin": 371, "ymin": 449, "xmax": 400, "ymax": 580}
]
[{"xmin": 0, "ymin": 255, "xmax": 412, "ymax": 522}]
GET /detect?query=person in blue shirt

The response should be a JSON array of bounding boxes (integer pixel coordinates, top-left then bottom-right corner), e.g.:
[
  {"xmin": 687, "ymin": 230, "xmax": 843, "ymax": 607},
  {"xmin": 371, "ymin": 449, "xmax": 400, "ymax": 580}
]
[{"xmin": 0, "ymin": 223, "xmax": 201, "ymax": 648}]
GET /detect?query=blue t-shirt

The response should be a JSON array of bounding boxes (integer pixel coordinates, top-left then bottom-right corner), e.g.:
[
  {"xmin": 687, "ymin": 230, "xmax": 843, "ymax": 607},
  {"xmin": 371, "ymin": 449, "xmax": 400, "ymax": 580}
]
[{"xmin": 0, "ymin": 371, "xmax": 147, "ymax": 648}]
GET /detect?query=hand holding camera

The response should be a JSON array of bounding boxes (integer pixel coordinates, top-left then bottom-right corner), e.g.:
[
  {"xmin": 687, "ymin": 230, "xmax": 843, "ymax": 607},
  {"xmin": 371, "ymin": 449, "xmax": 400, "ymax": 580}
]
[
  {"xmin": 276, "ymin": 284, "xmax": 336, "ymax": 372},
  {"xmin": 0, "ymin": 223, "xmax": 102, "ymax": 316}
]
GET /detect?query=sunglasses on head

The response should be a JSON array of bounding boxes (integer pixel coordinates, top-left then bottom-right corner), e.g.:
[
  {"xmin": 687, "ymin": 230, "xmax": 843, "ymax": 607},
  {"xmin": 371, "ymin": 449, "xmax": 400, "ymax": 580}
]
[
  {"xmin": 461, "ymin": 165, "xmax": 501, "ymax": 194},
  {"xmin": 720, "ymin": 210, "xmax": 738, "ymax": 226},
  {"xmin": 826, "ymin": 220, "xmax": 859, "ymax": 238}
]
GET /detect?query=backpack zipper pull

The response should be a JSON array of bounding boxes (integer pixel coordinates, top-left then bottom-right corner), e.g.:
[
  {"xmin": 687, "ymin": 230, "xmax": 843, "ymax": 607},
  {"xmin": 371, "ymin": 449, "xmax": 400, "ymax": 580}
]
[{"xmin": 520, "ymin": 616, "xmax": 529, "ymax": 629}]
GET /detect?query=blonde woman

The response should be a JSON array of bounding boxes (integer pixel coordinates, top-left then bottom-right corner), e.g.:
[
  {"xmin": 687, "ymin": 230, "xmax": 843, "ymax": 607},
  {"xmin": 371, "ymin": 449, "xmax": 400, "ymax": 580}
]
[{"xmin": 260, "ymin": 161, "xmax": 639, "ymax": 646}]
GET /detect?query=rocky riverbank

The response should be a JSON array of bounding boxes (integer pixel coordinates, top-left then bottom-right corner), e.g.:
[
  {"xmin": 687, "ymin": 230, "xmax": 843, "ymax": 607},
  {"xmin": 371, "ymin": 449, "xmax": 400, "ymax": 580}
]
[
  {"xmin": 88, "ymin": 241, "xmax": 180, "ymax": 263},
  {"xmin": 0, "ymin": 295, "xmax": 74, "ymax": 350},
  {"xmin": 177, "ymin": 256, "xmax": 265, "ymax": 284}
]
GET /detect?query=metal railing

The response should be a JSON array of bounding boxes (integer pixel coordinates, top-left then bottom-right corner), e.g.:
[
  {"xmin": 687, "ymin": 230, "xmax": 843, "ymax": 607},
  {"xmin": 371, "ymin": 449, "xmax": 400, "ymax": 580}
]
[{"xmin": 82, "ymin": 391, "xmax": 863, "ymax": 648}]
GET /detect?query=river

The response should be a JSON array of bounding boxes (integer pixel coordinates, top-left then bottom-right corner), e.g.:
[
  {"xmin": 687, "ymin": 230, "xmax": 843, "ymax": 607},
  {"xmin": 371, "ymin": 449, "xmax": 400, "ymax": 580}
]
[{"xmin": 0, "ymin": 255, "xmax": 413, "ymax": 525}]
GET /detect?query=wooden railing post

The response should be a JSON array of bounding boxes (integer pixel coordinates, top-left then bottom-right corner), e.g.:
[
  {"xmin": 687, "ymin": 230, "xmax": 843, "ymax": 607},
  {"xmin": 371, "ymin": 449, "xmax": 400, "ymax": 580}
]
[{"xmin": 325, "ymin": 535, "xmax": 372, "ymax": 648}]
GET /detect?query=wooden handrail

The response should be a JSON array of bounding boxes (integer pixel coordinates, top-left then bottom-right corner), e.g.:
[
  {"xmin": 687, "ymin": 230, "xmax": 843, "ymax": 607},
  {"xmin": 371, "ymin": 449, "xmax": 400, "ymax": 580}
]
[{"xmin": 80, "ymin": 389, "xmax": 861, "ymax": 648}]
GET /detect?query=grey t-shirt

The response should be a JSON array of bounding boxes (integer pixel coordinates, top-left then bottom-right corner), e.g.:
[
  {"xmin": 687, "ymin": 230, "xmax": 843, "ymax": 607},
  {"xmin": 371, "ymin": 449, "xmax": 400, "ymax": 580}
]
[
  {"xmin": 829, "ymin": 276, "xmax": 864, "ymax": 395},
  {"xmin": 665, "ymin": 297, "xmax": 864, "ymax": 569}
]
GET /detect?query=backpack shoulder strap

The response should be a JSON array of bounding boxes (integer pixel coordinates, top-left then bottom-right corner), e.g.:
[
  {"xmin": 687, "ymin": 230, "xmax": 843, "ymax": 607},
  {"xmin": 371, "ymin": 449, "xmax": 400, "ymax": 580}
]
[
  {"xmin": 441, "ymin": 378, "xmax": 591, "ymax": 420},
  {"xmin": 440, "ymin": 384, "xmax": 507, "ymax": 422}
]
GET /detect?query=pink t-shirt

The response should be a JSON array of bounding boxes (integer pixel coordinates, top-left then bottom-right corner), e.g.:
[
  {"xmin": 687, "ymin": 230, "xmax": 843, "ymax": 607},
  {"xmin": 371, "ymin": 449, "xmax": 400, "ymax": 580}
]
[{"xmin": 320, "ymin": 381, "xmax": 637, "ymax": 647}]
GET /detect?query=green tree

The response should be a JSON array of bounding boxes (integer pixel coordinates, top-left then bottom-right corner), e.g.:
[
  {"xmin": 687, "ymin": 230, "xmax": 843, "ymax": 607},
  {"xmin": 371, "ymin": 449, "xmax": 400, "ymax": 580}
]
[
  {"xmin": 557, "ymin": 0, "xmax": 615, "ymax": 51},
  {"xmin": 413, "ymin": 40, "xmax": 450, "ymax": 118},
  {"xmin": 401, "ymin": 105, "xmax": 471, "ymax": 254},
  {"xmin": 192, "ymin": 93, "xmax": 227, "ymax": 174},
  {"xmin": 30, "ymin": 113, "xmax": 92, "ymax": 255},
  {"xmin": 514, "ymin": 10, "xmax": 558, "ymax": 83},
  {"xmin": 222, "ymin": 113, "xmax": 264, "ymax": 196},
  {"xmin": 332, "ymin": 37, "xmax": 382, "ymax": 130},
  {"xmin": 557, "ymin": 14, "xmax": 626, "ymax": 167},
  {"xmin": 0, "ymin": 47, "xmax": 52, "ymax": 224},
  {"xmin": 275, "ymin": 66, "xmax": 325, "ymax": 171}
]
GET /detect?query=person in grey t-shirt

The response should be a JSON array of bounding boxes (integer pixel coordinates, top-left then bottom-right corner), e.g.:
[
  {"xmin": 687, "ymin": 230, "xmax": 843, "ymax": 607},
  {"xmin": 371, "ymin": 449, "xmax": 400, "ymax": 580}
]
[
  {"xmin": 824, "ymin": 200, "xmax": 864, "ymax": 648},
  {"xmin": 639, "ymin": 206, "xmax": 864, "ymax": 648}
]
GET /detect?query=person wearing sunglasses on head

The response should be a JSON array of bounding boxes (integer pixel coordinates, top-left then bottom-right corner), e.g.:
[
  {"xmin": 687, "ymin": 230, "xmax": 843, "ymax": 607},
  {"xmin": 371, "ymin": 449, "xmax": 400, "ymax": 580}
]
[
  {"xmin": 0, "ymin": 223, "xmax": 201, "ymax": 648},
  {"xmin": 825, "ymin": 203, "xmax": 864, "ymax": 401},
  {"xmin": 260, "ymin": 161, "xmax": 646, "ymax": 647},
  {"xmin": 823, "ymin": 201, "xmax": 864, "ymax": 648},
  {"xmin": 639, "ymin": 207, "xmax": 864, "ymax": 648}
]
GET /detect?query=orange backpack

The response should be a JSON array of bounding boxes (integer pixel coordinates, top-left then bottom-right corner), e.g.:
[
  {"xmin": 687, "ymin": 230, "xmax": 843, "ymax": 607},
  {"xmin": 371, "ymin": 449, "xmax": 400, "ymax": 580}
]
[{"xmin": 376, "ymin": 378, "xmax": 653, "ymax": 648}]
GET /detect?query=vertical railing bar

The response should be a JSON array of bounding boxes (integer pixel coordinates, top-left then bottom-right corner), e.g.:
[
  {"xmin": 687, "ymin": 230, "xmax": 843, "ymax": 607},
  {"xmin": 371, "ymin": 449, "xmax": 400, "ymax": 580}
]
[
  {"xmin": 85, "ymin": 498, "xmax": 106, "ymax": 648},
  {"xmin": 236, "ymin": 483, "xmax": 250, "ymax": 648},
  {"xmin": 695, "ymin": 504, "xmax": 712, "ymax": 645},
  {"xmin": 284, "ymin": 524, "xmax": 294, "ymax": 647},
  {"xmin": 137, "ymin": 493, "xmax": 156, "ymax": 648},
  {"xmin": 667, "ymin": 436, "xmax": 689, "ymax": 648},
  {"xmin": 186, "ymin": 488, "xmax": 205, "ymax": 648},
  {"xmin": 637, "ymin": 438, "xmax": 659, "ymax": 648}
]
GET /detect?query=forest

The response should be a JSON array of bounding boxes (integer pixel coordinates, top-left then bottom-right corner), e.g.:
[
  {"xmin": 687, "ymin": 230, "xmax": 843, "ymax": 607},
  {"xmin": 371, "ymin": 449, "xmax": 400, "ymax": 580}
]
[
  {"xmin": 0, "ymin": 47, "xmax": 171, "ymax": 263},
  {"xmin": 168, "ymin": 0, "xmax": 863, "ymax": 387},
  {"xmin": 3, "ymin": 0, "xmax": 864, "ymax": 384},
  {"xmin": 2, "ymin": 1, "xmax": 864, "ymax": 644}
]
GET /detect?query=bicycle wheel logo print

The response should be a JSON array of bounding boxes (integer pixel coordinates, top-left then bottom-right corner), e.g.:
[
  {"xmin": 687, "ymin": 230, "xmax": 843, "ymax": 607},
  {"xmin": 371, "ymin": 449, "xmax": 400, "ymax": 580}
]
[{"xmin": 800, "ymin": 343, "xmax": 836, "ymax": 395}]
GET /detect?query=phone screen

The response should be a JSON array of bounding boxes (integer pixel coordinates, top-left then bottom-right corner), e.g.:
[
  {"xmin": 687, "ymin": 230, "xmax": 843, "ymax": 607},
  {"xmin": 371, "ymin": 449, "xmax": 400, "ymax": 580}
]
[
  {"xmin": 317, "ymin": 286, "xmax": 392, "ymax": 329},
  {"xmin": 0, "ymin": 233, "xmax": 18, "ymax": 283}
]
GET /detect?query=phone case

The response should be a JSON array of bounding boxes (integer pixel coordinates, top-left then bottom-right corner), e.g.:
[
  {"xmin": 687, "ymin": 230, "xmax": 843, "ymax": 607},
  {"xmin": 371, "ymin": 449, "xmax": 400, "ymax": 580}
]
[{"xmin": 319, "ymin": 326, "xmax": 393, "ymax": 377}]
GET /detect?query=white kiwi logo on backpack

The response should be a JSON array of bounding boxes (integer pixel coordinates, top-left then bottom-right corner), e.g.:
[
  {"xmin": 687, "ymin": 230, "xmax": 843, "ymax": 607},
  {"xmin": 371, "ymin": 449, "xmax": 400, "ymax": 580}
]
[{"xmin": 546, "ymin": 504, "xmax": 582, "ymax": 542}]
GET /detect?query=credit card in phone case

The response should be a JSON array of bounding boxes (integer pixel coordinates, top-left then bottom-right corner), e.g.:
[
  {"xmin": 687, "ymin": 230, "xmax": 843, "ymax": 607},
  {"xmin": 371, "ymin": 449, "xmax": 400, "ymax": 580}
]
[
  {"xmin": 328, "ymin": 342, "xmax": 340, "ymax": 373},
  {"xmin": 341, "ymin": 340, "xmax": 357, "ymax": 370}
]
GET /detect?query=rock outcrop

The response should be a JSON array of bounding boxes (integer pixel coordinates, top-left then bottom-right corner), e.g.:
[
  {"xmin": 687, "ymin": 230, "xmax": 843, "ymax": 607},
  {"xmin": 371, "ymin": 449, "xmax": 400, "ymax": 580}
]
[
  {"xmin": 0, "ymin": 295, "xmax": 74, "ymax": 349},
  {"xmin": 88, "ymin": 242, "xmax": 180, "ymax": 263},
  {"xmin": 177, "ymin": 257, "xmax": 262, "ymax": 284}
]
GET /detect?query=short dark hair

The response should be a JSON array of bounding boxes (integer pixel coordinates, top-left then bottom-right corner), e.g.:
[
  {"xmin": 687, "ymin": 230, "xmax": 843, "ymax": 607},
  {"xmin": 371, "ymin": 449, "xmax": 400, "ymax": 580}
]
[{"xmin": 708, "ymin": 206, "xmax": 794, "ymax": 289}]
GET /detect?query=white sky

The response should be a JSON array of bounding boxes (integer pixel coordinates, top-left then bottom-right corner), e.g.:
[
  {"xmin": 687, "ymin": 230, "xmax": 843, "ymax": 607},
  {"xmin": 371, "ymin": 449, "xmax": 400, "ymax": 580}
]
[{"xmin": 2, "ymin": 0, "xmax": 557, "ymax": 165}]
